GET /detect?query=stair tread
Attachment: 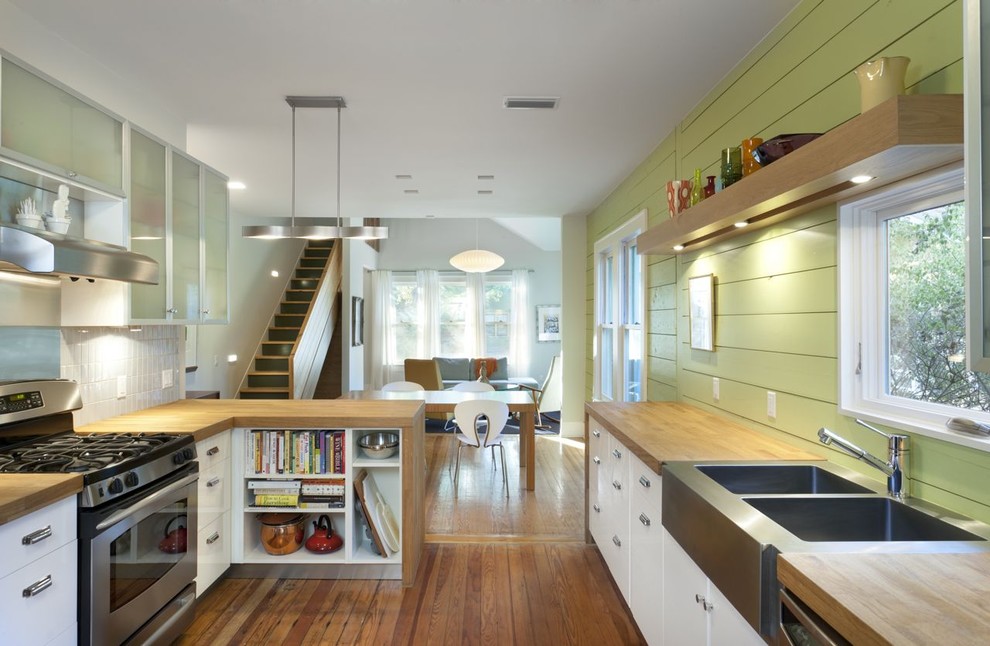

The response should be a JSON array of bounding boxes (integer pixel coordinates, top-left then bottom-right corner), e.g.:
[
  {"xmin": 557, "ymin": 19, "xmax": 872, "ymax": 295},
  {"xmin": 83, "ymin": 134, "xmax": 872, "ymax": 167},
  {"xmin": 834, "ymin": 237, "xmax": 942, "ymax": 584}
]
[
  {"xmin": 248, "ymin": 370, "xmax": 289, "ymax": 376},
  {"xmin": 240, "ymin": 387, "xmax": 290, "ymax": 393}
]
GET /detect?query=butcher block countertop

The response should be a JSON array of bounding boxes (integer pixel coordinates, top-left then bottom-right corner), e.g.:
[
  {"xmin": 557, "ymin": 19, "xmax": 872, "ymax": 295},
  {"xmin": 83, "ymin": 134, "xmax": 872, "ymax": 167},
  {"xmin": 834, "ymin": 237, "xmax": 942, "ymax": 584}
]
[
  {"xmin": 0, "ymin": 398, "xmax": 425, "ymax": 526},
  {"xmin": 585, "ymin": 401, "xmax": 822, "ymax": 473},
  {"xmin": 778, "ymin": 552, "xmax": 990, "ymax": 645}
]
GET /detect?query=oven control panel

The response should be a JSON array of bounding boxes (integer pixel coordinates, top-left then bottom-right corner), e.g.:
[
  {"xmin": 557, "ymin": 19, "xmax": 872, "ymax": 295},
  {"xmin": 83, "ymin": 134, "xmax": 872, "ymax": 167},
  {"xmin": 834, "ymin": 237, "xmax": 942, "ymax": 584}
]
[{"xmin": 0, "ymin": 390, "xmax": 43, "ymax": 414}]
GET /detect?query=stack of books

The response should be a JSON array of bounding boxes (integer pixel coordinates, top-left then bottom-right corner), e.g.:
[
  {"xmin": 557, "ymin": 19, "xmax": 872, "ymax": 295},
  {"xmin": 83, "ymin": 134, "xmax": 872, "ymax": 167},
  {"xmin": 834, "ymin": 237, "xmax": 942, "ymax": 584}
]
[
  {"xmin": 299, "ymin": 478, "xmax": 346, "ymax": 509},
  {"xmin": 248, "ymin": 479, "xmax": 300, "ymax": 507}
]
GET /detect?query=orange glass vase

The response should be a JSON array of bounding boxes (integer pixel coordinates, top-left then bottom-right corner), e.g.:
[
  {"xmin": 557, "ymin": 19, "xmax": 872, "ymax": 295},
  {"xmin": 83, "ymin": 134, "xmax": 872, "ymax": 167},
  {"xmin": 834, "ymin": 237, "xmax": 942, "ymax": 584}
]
[{"xmin": 741, "ymin": 137, "xmax": 763, "ymax": 176}]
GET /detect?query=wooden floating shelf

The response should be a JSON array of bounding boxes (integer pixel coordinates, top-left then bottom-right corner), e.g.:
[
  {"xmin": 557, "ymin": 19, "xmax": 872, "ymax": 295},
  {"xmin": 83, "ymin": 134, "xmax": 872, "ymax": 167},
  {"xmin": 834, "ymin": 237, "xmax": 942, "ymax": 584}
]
[{"xmin": 636, "ymin": 94, "xmax": 963, "ymax": 255}]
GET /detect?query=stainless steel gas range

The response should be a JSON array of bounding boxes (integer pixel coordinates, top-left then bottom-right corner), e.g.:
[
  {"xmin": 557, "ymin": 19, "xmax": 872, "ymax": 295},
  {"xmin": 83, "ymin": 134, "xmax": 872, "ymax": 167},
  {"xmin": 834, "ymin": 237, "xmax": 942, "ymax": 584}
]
[{"xmin": 0, "ymin": 379, "xmax": 199, "ymax": 646}]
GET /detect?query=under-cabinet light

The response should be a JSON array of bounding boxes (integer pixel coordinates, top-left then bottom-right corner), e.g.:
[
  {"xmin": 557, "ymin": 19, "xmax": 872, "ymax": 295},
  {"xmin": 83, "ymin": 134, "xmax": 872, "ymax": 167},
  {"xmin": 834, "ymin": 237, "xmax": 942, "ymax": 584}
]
[
  {"xmin": 850, "ymin": 175, "xmax": 874, "ymax": 184},
  {"xmin": 734, "ymin": 221, "xmax": 749, "ymax": 228},
  {"xmin": 673, "ymin": 244, "xmax": 685, "ymax": 251}
]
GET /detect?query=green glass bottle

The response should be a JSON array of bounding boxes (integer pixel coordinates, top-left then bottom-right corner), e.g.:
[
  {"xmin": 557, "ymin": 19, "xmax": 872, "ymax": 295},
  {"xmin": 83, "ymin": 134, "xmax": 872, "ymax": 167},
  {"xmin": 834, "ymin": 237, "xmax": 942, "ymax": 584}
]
[{"xmin": 690, "ymin": 168, "xmax": 704, "ymax": 206}]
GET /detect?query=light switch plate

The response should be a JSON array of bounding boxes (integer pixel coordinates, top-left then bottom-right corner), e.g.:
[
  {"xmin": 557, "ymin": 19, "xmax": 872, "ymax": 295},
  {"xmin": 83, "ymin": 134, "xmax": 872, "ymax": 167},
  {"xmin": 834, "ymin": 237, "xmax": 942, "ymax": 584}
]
[
  {"xmin": 162, "ymin": 369, "xmax": 173, "ymax": 388},
  {"xmin": 767, "ymin": 391, "xmax": 777, "ymax": 419},
  {"xmin": 712, "ymin": 377, "xmax": 720, "ymax": 402},
  {"xmin": 116, "ymin": 375, "xmax": 127, "ymax": 399}
]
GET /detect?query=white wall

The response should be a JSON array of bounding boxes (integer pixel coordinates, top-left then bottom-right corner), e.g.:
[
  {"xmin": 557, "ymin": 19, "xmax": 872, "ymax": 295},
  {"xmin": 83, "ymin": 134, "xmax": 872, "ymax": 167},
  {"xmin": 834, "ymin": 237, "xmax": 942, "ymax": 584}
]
[
  {"xmin": 343, "ymin": 235, "xmax": 379, "ymax": 391},
  {"xmin": 0, "ymin": 0, "xmax": 185, "ymax": 148},
  {"xmin": 375, "ymin": 218, "xmax": 562, "ymax": 383}
]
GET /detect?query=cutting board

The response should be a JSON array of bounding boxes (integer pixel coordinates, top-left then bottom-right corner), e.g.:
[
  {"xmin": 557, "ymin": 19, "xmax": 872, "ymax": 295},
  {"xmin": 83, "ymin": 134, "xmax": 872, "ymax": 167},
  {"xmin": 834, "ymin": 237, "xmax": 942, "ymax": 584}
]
[{"xmin": 353, "ymin": 469, "xmax": 389, "ymax": 558}]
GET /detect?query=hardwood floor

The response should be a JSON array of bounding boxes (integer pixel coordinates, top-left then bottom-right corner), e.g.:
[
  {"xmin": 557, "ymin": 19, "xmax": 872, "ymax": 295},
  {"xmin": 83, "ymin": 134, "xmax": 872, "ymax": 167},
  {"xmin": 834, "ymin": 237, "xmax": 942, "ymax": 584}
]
[{"xmin": 178, "ymin": 434, "xmax": 645, "ymax": 645}]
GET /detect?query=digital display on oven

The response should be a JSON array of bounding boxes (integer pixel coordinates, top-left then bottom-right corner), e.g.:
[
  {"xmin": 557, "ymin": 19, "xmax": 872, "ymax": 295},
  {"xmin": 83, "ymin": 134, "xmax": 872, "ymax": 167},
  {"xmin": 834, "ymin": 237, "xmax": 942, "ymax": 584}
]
[{"xmin": 0, "ymin": 390, "xmax": 43, "ymax": 413}]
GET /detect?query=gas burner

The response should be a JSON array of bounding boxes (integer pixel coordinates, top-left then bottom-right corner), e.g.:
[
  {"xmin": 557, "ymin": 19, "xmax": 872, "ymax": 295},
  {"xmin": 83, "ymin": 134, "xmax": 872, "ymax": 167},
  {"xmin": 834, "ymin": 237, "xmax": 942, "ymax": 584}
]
[{"xmin": 0, "ymin": 432, "xmax": 191, "ymax": 476}]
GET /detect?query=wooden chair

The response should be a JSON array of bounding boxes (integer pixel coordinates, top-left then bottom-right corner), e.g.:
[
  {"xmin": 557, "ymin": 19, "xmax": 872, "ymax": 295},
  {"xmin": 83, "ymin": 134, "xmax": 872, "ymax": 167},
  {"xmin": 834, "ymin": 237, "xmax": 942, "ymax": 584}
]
[
  {"xmin": 518, "ymin": 354, "xmax": 561, "ymax": 427},
  {"xmin": 403, "ymin": 359, "xmax": 448, "ymax": 422},
  {"xmin": 453, "ymin": 399, "xmax": 510, "ymax": 493}
]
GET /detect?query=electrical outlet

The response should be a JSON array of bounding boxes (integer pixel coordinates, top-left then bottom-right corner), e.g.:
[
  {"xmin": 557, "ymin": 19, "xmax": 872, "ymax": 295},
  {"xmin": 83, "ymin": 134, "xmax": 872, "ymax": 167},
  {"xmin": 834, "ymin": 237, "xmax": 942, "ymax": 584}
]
[
  {"xmin": 712, "ymin": 377, "xmax": 720, "ymax": 402},
  {"xmin": 162, "ymin": 369, "xmax": 173, "ymax": 388},
  {"xmin": 116, "ymin": 375, "xmax": 127, "ymax": 399},
  {"xmin": 767, "ymin": 391, "xmax": 777, "ymax": 419}
]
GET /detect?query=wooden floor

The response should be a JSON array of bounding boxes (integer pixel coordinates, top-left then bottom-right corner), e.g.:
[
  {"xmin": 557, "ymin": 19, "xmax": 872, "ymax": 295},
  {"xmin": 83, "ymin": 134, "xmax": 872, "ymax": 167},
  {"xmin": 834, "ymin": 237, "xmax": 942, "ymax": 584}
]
[{"xmin": 178, "ymin": 434, "xmax": 645, "ymax": 645}]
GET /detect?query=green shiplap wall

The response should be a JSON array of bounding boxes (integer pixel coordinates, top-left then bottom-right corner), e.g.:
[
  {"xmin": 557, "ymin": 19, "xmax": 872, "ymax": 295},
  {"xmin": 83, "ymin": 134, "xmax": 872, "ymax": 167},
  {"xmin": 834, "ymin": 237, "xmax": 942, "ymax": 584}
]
[{"xmin": 584, "ymin": 0, "xmax": 990, "ymax": 522}]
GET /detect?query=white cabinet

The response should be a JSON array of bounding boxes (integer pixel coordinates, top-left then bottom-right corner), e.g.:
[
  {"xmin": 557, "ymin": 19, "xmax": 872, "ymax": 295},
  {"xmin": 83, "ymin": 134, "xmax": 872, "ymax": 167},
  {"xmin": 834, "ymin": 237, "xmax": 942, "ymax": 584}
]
[
  {"xmin": 662, "ymin": 529, "xmax": 764, "ymax": 646},
  {"xmin": 231, "ymin": 427, "xmax": 402, "ymax": 578},
  {"xmin": 587, "ymin": 417, "xmax": 663, "ymax": 644},
  {"xmin": 196, "ymin": 431, "xmax": 231, "ymax": 594},
  {"xmin": 0, "ymin": 496, "xmax": 78, "ymax": 645}
]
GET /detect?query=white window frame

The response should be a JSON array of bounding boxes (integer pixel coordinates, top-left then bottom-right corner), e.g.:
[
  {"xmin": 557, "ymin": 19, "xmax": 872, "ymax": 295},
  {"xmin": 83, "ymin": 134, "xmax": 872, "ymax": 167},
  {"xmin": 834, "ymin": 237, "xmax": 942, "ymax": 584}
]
[
  {"xmin": 839, "ymin": 163, "xmax": 990, "ymax": 452},
  {"xmin": 593, "ymin": 209, "xmax": 647, "ymax": 402}
]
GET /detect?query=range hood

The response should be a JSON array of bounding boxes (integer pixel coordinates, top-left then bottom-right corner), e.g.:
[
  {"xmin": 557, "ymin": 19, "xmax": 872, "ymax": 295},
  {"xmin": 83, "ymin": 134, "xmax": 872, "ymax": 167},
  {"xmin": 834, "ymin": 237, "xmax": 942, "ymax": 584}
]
[{"xmin": 0, "ymin": 223, "xmax": 159, "ymax": 284}]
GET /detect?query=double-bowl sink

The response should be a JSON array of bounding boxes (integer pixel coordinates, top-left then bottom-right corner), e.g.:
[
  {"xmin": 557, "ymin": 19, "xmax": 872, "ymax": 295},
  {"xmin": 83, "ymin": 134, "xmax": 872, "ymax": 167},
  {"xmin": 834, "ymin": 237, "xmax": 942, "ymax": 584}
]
[{"xmin": 662, "ymin": 461, "xmax": 990, "ymax": 639}]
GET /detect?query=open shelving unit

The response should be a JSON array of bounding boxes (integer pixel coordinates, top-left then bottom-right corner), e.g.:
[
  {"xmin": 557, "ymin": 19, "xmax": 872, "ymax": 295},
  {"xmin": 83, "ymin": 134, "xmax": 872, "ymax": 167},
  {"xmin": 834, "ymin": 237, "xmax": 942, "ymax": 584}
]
[{"xmin": 636, "ymin": 94, "xmax": 964, "ymax": 255}]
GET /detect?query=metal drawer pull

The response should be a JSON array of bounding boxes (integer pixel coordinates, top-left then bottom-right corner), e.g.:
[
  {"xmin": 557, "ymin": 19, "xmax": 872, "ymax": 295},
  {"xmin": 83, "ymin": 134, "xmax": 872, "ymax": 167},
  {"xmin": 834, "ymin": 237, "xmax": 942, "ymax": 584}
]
[
  {"xmin": 612, "ymin": 535, "xmax": 621, "ymax": 547},
  {"xmin": 206, "ymin": 446, "xmax": 220, "ymax": 456},
  {"xmin": 22, "ymin": 574, "xmax": 52, "ymax": 598},
  {"xmin": 592, "ymin": 429, "xmax": 601, "ymax": 438},
  {"xmin": 207, "ymin": 477, "xmax": 221, "ymax": 488},
  {"xmin": 21, "ymin": 525, "xmax": 53, "ymax": 545},
  {"xmin": 592, "ymin": 456, "xmax": 601, "ymax": 465},
  {"xmin": 592, "ymin": 504, "xmax": 601, "ymax": 513},
  {"xmin": 206, "ymin": 532, "xmax": 221, "ymax": 545},
  {"xmin": 639, "ymin": 475, "xmax": 651, "ymax": 488},
  {"xmin": 639, "ymin": 513, "xmax": 651, "ymax": 527},
  {"xmin": 695, "ymin": 594, "xmax": 705, "ymax": 604},
  {"xmin": 702, "ymin": 600, "xmax": 714, "ymax": 612},
  {"xmin": 612, "ymin": 448, "xmax": 622, "ymax": 459},
  {"xmin": 612, "ymin": 480, "xmax": 622, "ymax": 490}
]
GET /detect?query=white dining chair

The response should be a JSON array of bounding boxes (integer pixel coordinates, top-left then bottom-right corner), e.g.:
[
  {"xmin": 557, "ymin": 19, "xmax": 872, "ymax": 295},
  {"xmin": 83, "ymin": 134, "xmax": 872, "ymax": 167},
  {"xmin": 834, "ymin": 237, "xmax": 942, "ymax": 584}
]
[
  {"xmin": 450, "ymin": 381, "xmax": 495, "ymax": 392},
  {"xmin": 382, "ymin": 380, "xmax": 424, "ymax": 392},
  {"xmin": 452, "ymin": 399, "xmax": 510, "ymax": 492}
]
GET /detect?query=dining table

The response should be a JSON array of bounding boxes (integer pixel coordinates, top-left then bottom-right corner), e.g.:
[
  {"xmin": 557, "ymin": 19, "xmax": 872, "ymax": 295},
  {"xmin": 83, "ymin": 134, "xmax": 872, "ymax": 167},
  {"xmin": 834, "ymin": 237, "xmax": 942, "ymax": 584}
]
[{"xmin": 343, "ymin": 389, "xmax": 539, "ymax": 490}]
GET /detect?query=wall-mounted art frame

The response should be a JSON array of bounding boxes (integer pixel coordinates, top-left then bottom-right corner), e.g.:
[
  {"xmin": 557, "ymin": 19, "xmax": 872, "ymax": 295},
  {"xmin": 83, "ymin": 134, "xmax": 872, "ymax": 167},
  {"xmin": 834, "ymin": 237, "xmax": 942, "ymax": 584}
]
[
  {"xmin": 688, "ymin": 274, "xmax": 715, "ymax": 351},
  {"xmin": 536, "ymin": 304, "xmax": 561, "ymax": 342},
  {"xmin": 351, "ymin": 296, "xmax": 364, "ymax": 347}
]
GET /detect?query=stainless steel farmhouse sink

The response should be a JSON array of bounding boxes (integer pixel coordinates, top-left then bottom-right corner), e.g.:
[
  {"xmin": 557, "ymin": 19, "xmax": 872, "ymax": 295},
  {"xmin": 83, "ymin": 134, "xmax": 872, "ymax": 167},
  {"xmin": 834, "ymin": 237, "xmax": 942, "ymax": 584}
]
[
  {"xmin": 744, "ymin": 496, "xmax": 986, "ymax": 543},
  {"xmin": 697, "ymin": 463, "xmax": 874, "ymax": 495},
  {"xmin": 662, "ymin": 460, "xmax": 990, "ymax": 640}
]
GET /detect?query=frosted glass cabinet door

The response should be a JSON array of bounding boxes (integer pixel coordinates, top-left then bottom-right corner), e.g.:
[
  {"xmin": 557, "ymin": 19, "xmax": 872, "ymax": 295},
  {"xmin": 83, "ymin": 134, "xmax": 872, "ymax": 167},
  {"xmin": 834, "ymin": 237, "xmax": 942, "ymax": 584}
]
[
  {"xmin": 202, "ymin": 168, "xmax": 229, "ymax": 323},
  {"xmin": 129, "ymin": 129, "xmax": 168, "ymax": 319},
  {"xmin": 171, "ymin": 151, "xmax": 201, "ymax": 321},
  {"xmin": 0, "ymin": 58, "xmax": 123, "ymax": 192}
]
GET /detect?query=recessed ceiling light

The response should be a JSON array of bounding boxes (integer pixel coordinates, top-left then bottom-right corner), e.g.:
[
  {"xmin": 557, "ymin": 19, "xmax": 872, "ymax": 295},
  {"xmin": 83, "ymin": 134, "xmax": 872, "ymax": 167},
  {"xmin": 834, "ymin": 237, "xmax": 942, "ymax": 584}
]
[
  {"xmin": 478, "ymin": 174, "xmax": 495, "ymax": 180},
  {"xmin": 228, "ymin": 181, "xmax": 246, "ymax": 190},
  {"xmin": 270, "ymin": 270, "xmax": 279, "ymax": 278},
  {"xmin": 673, "ymin": 244, "xmax": 685, "ymax": 251},
  {"xmin": 395, "ymin": 174, "xmax": 412, "ymax": 180},
  {"xmin": 404, "ymin": 189, "xmax": 419, "ymax": 194},
  {"xmin": 504, "ymin": 97, "xmax": 559, "ymax": 110},
  {"xmin": 850, "ymin": 175, "xmax": 874, "ymax": 184},
  {"xmin": 478, "ymin": 190, "xmax": 493, "ymax": 195}
]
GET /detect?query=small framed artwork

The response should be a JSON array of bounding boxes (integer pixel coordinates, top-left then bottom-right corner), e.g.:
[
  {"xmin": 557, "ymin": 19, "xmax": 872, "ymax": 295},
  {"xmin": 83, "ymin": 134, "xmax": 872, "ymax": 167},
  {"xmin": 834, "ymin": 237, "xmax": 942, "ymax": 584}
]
[
  {"xmin": 688, "ymin": 274, "xmax": 715, "ymax": 351},
  {"xmin": 351, "ymin": 296, "xmax": 364, "ymax": 347},
  {"xmin": 536, "ymin": 305, "xmax": 561, "ymax": 342}
]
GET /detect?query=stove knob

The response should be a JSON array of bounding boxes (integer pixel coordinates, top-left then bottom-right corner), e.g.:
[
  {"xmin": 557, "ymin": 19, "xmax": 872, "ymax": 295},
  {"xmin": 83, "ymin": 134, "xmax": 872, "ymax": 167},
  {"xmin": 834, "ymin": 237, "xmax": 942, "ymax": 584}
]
[
  {"xmin": 124, "ymin": 472, "xmax": 139, "ymax": 488},
  {"xmin": 107, "ymin": 478, "xmax": 123, "ymax": 495},
  {"xmin": 172, "ymin": 452, "xmax": 185, "ymax": 465},
  {"xmin": 183, "ymin": 447, "xmax": 195, "ymax": 461}
]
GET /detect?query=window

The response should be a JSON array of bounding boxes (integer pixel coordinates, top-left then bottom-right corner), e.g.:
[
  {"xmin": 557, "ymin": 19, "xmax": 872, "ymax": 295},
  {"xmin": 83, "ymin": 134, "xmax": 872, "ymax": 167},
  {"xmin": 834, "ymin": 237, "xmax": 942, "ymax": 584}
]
[
  {"xmin": 839, "ymin": 165, "xmax": 990, "ymax": 447},
  {"xmin": 594, "ymin": 210, "xmax": 646, "ymax": 402}
]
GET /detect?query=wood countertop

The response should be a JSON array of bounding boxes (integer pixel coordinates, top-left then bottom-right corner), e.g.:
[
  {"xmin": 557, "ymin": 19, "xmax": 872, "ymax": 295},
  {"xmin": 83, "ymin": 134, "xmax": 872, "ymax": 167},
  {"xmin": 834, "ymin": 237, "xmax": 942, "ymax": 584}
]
[
  {"xmin": 585, "ymin": 401, "xmax": 822, "ymax": 473},
  {"xmin": 1, "ymin": 399, "xmax": 425, "ymax": 527},
  {"xmin": 778, "ymin": 552, "xmax": 990, "ymax": 645}
]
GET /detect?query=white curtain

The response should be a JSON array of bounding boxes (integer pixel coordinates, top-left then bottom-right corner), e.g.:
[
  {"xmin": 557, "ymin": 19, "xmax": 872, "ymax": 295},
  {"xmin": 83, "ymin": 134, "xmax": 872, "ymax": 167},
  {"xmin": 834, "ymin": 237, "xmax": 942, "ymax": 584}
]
[
  {"xmin": 509, "ymin": 269, "xmax": 531, "ymax": 377},
  {"xmin": 465, "ymin": 272, "xmax": 485, "ymax": 357},
  {"xmin": 368, "ymin": 270, "xmax": 396, "ymax": 388},
  {"xmin": 417, "ymin": 270, "xmax": 440, "ymax": 358}
]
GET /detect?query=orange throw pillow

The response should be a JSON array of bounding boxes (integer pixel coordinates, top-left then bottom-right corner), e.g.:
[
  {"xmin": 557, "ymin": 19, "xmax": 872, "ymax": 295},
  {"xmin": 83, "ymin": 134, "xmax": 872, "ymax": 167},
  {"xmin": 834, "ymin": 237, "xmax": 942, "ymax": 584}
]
[{"xmin": 473, "ymin": 357, "xmax": 497, "ymax": 379}]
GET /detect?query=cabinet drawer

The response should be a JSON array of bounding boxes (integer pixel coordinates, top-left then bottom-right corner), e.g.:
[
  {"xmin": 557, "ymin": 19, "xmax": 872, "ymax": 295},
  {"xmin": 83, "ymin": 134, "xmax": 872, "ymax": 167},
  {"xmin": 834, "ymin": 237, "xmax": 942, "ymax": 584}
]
[
  {"xmin": 0, "ymin": 496, "xmax": 76, "ymax": 577},
  {"xmin": 197, "ymin": 431, "xmax": 231, "ymax": 471},
  {"xmin": 196, "ymin": 512, "xmax": 230, "ymax": 595},
  {"xmin": 0, "ymin": 540, "xmax": 77, "ymax": 644},
  {"xmin": 630, "ymin": 453, "xmax": 662, "ymax": 513},
  {"xmin": 198, "ymin": 459, "xmax": 231, "ymax": 529},
  {"xmin": 588, "ymin": 419, "xmax": 606, "ymax": 459}
]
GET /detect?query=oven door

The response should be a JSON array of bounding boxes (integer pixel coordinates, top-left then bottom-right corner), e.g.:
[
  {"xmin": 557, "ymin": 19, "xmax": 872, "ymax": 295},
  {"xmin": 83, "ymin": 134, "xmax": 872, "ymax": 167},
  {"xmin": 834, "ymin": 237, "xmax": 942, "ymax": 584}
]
[{"xmin": 79, "ymin": 464, "xmax": 199, "ymax": 646}]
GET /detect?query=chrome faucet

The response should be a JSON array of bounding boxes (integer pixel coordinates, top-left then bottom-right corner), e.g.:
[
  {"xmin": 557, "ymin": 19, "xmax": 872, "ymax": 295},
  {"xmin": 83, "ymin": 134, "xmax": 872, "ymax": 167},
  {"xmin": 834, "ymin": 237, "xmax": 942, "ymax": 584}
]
[{"xmin": 817, "ymin": 419, "xmax": 910, "ymax": 499}]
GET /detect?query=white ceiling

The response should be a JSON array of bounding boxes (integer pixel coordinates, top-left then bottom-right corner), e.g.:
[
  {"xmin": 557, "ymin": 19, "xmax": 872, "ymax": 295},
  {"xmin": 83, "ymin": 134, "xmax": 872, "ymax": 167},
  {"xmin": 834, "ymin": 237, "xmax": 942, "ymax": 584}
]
[{"xmin": 11, "ymin": 0, "xmax": 800, "ymax": 231}]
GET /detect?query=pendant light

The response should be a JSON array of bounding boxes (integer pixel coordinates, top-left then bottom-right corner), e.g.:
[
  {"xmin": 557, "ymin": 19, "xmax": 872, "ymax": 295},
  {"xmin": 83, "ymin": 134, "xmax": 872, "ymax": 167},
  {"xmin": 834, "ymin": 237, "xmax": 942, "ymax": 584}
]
[
  {"xmin": 242, "ymin": 96, "xmax": 388, "ymax": 240},
  {"xmin": 449, "ymin": 218, "xmax": 504, "ymax": 273}
]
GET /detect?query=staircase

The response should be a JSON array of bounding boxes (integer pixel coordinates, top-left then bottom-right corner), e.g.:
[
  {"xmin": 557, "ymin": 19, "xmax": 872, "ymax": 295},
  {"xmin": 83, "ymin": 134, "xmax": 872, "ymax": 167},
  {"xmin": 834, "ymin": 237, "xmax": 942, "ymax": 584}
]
[{"xmin": 239, "ymin": 240, "xmax": 339, "ymax": 400}]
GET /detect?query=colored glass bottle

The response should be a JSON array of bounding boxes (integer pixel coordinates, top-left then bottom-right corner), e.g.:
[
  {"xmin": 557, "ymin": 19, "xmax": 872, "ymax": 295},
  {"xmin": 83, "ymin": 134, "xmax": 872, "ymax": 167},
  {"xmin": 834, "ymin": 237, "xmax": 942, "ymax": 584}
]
[
  {"xmin": 704, "ymin": 175, "xmax": 716, "ymax": 198},
  {"xmin": 690, "ymin": 168, "xmax": 704, "ymax": 206}
]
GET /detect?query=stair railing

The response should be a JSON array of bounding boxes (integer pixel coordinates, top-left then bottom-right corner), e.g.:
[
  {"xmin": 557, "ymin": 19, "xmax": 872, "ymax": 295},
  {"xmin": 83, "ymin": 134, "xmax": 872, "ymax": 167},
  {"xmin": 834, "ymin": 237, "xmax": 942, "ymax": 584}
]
[{"xmin": 288, "ymin": 241, "xmax": 342, "ymax": 398}]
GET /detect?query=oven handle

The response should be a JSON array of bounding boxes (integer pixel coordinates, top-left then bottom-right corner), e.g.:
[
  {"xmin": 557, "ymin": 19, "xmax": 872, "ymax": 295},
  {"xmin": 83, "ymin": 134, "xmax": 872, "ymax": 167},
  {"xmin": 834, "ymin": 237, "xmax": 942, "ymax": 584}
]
[{"xmin": 96, "ymin": 472, "xmax": 199, "ymax": 532}]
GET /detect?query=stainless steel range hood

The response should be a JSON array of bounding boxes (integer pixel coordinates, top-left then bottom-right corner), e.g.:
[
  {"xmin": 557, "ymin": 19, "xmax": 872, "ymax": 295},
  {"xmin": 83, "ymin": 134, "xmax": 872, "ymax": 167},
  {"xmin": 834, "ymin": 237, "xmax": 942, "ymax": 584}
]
[{"xmin": 0, "ymin": 223, "xmax": 159, "ymax": 285}]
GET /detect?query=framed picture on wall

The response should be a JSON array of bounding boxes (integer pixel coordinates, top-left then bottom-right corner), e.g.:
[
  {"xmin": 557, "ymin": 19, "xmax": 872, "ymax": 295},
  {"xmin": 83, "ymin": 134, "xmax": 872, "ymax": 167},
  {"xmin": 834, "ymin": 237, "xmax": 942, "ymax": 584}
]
[
  {"xmin": 351, "ymin": 296, "xmax": 364, "ymax": 347},
  {"xmin": 536, "ymin": 305, "xmax": 561, "ymax": 342},
  {"xmin": 688, "ymin": 274, "xmax": 715, "ymax": 351}
]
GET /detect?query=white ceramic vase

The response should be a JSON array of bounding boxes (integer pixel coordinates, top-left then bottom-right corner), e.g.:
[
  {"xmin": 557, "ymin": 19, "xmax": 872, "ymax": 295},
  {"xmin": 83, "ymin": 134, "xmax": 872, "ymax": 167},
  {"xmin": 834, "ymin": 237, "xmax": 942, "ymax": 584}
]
[{"xmin": 854, "ymin": 56, "xmax": 910, "ymax": 113}]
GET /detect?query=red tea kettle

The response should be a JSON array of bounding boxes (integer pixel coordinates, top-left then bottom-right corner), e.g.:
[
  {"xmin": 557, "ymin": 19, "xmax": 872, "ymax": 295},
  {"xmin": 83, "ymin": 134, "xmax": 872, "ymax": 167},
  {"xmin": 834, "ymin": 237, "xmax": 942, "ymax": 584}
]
[
  {"xmin": 159, "ymin": 515, "xmax": 188, "ymax": 554},
  {"xmin": 305, "ymin": 515, "xmax": 343, "ymax": 554}
]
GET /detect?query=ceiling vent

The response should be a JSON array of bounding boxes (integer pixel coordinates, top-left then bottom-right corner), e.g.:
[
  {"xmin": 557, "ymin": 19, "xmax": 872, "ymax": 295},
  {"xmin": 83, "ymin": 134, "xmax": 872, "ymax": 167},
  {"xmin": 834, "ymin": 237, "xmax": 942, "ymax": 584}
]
[{"xmin": 503, "ymin": 97, "xmax": 559, "ymax": 110}]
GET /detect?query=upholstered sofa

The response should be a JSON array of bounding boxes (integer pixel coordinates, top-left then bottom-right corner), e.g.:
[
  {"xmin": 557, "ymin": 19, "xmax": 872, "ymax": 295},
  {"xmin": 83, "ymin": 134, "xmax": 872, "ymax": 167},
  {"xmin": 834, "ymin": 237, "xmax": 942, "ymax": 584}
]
[{"xmin": 433, "ymin": 356, "xmax": 539, "ymax": 390}]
